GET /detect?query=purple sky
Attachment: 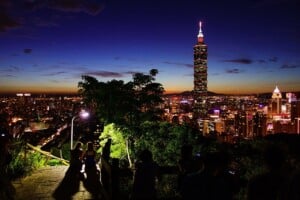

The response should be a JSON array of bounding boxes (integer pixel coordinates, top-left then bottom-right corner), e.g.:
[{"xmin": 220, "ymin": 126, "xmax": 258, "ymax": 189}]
[{"xmin": 0, "ymin": 0, "xmax": 300, "ymax": 94}]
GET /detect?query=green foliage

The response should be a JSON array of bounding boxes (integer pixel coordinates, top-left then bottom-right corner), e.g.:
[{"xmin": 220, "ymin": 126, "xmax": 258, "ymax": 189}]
[
  {"xmin": 156, "ymin": 175, "xmax": 180, "ymax": 199},
  {"xmin": 98, "ymin": 123, "xmax": 127, "ymax": 160},
  {"xmin": 133, "ymin": 121, "xmax": 195, "ymax": 166},
  {"xmin": 47, "ymin": 159, "xmax": 63, "ymax": 166},
  {"xmin": 7, "ymin": 139, "xmax": 48, "ymax": 179},
  {"xmin": 51, "ymin": 142, "xmax": 71, "ymax": 160},
  {"xmin": 234, "ymin": 139, "xmax": 268, "ymax": 181}
]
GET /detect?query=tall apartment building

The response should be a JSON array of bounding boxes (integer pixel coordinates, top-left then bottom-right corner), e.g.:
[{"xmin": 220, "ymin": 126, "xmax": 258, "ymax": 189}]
[{"xmin": 193, "ymin": 21, "xmax": 208, "ymax": 121}]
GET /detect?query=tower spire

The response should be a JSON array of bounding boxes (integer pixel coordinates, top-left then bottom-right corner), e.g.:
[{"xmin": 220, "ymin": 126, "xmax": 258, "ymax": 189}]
[{"xmin": 197, "ymin": 21, "xmax": 204, "ymax": 43}]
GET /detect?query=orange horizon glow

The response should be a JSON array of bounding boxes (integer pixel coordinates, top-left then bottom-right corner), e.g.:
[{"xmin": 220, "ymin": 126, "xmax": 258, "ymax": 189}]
[
  {"xmin": 1, "ymin": 88, "xmax": 297, "ymax": 96},
  {"xmin": 0, "ymin": 83, "xmax": 299, "ymax": 96}
]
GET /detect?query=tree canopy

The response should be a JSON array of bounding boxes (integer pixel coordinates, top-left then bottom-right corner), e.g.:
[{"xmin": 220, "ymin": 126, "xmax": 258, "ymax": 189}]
[{"xmin": 78, "ymin": 69, "xmax": 165, "ymax": 136}]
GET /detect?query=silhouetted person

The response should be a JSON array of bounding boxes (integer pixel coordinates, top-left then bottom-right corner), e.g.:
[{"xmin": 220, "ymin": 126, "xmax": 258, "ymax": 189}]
[
  {"xmin": 81, "ymin": 142, "xmax": 108, "ymax": 199},
  {"xmin": 101, "ymin": 138, "xmax": 112, "ymax": 197},
  {"xmin": 70, "ymin": 142, "xmax": 84, "ymax": 175},
  {"xmin": 52, "ymin": 142, "xmax": 84, "ymax": 200},
  {"xmin": 83, "ymin": 142, "xmax": 97, "ymax": 171},
  {"xmin": 177, "ymin": 144, "xmax": 202, "ymax": 191},
  {"xmin": 180, "ymin": 151, "xmax": 235, "ymax": 200},
  {"xmin": 82, "ymin": 142, "xmax": 99, "ymax": 198},
  {"xmin": 111, "ymin": 158, "xmax": 121, "ymax": 200},
  {"xmin": 287, "ymin": 168, "xmax": 300, "ymax": 200},
  {"xmin": 247, "ymin": 143, "xmax": 288, "ymax": 200},
  {"xmin": 130, "ymin": 149, "xmax": 161, "ymax": 200},
  {"xmin": 0, "ymin": 128, "xmax": 15, "ymax": 200}
]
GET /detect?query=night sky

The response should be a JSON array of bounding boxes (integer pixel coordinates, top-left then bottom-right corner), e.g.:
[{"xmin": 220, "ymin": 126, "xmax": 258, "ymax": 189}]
[{"xmin": 0, "ymin": 0, "xmax": 299, "ymax": 95}]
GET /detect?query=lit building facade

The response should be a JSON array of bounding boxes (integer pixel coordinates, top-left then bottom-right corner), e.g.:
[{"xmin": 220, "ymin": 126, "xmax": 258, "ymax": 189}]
[
  {"xmin": 266, "ymin": 86, "xmax": 300, "ymax": 134},
  {"xmin": 193, "ymin": 21, "xmax": 208, "ymax": 120},
  {"xmin": 271, "ymin": 86, "xmax": 282, "ymax": 115}
]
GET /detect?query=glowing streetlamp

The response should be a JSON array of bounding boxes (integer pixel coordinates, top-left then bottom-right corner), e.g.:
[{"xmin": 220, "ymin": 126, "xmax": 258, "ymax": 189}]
[{"xmin": 70, "ymin": 110, "xmax": 90, "ymax": 149}]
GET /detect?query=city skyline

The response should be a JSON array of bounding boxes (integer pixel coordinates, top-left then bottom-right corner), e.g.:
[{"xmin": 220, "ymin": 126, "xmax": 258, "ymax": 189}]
[{"xmin": 0, "ymin": 0, "xmax": 300, "ymax": 95}]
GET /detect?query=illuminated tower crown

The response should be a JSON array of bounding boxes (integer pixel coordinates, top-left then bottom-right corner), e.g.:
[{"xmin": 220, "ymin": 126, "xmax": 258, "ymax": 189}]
[
  {"xmin": 272, "ymin": 85, "xmax": 282, "ymax": 99},
  {"xmin": 197, "ymin": 21, "xmax": 204, "ymax": 43}
]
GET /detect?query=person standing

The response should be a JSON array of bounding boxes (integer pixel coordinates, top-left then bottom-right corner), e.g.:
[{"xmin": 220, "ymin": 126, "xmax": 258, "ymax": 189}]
[
  {"xmin": 70, "ymin": 142, "xmax": 84, "ymax": 176},
  {"xmin": 53, "ymin": 142, "xmax": 84, "ymax": 199},
  {"xmin": 83, "ymin": 142, "xmax": 97, "ymax": 170},
  {"xmin": 131, "ymin": 149, "xmax": 161, "ymax": 200},
  {"xmin": 83, "ymin": 142, "xmax": 108, "ymax": 199},
  {"xmin": 177, "ymin": 144, "xmax": 201, "ymax": 191},
  {"xmin": 0, "ymin": 129, "xmax": 15, "ymax": 200}
]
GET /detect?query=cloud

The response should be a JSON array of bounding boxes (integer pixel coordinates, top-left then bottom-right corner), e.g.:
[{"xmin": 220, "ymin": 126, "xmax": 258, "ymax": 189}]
[
  {"xmin": 257, "ymin": 56, "xmax": 278, "ymax": 64},
  {"xmin": 24, "ymin": 0, "xmax": 105, "ymax": 15},
  {"xmin": 223, "ymin": 58, "xmax": 253, "ymax": 64},
  {"xmin": 33, "ymin": 17, "xmax": 59, "ymax": 27},
  {"xmin": 85, "ymin": 70, "xmax": 124, "ymax": 78},
  {"xmin": 9, "ymin": 65, "xmax": 20, "ymax": 72},
  {"xmin": 48, "ymin": 79, "xmax": 60, "ymax": 83},
  {"xmin": 0, "ymin": 12, "xmax": 20, "ymax": 32},
  {"xmin": 0, "ymin": 74, "xmax": 15, "ymax": 78},
  {"xmin": 280, "ymin": 64, "xmax": 300, "ymax": 69},
  {"xmin": 210, "ymin": 73, "xmax": 221, "ymax": 76},
  {"xmin": 225, "ymin": 68, "xmax": 244, "ymax": 74},
  {"xmin": 1, "ymin": 0, "xmax": 105, "ymax": 31},
  {"xmin": 124, "ymin": 71, "xmax": 140, "ymax": 75},
  {"xmin": 163, "ymin": 61, "xmax": 193, "ymax": 68},
  {"xmin": 269, "ymin": 57, "xmax": 278, "ymax": 62},
  {"xmin": 23, "ymin": 48, "xmax": 32, "ymax": 54},
  {"xmin": 0, "ymin": 66, "xmax": 20, "ymax": 73},
  {"xmin": 258, "ymin": 59, "xmax": 266, "ymax": 63},
  {"xmin": 42, "ymin": 71, "xmax": 67, "ymax": 76}
]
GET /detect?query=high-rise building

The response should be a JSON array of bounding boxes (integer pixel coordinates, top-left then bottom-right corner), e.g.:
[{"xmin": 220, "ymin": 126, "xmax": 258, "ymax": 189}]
[
  {"xmin": 271, "ymin": 85, "xmax": 282, "ymax": 115},
  {"xmin": 253, "ymin": 111, "xmax": 267, "ymax": 137},
  {"xmin": 193, "ymin": 21, "xmax": 208, "ymax": 120}
]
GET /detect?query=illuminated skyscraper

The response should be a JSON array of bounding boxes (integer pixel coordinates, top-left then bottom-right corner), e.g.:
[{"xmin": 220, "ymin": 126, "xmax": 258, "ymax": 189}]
[
  {"xmin": 193, "ymin": 21, "xmax": 208, "ymax": 120},
  {"xmin": 271, "ymin": 85, "xmax": 282, "ymax": 115}
]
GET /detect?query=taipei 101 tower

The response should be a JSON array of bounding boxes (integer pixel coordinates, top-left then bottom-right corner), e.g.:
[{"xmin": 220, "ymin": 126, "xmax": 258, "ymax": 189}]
[{"xmin": 193, "ymin": 21, "xmax": 208, "ymax": 120}]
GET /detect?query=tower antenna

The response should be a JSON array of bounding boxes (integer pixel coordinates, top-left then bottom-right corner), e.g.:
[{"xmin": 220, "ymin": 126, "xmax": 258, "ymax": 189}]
[
  {"xmin": 197, "ymin": 21, "xmax": 204, "ymax": 42},
  {"xmin": 199, "ymin": 21, "xmax": 202, "ymax": 33}
]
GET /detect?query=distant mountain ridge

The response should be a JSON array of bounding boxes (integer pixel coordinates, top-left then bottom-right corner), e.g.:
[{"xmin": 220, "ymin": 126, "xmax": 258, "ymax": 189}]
[
  {"xmin": 1, "ymin": 90, "xmax": 300, "ymax": 98},
  {"xmin": 164, "ymin": 90, "xmax": 300, "ymax": 98}
]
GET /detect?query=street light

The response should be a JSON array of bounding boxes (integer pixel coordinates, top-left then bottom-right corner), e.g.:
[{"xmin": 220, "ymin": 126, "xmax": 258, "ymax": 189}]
[
  {"xmin": 70, "ymin": 110, "xmax": 90, "ymax": 149},
  {"xmin": 296, "ymin": 118, "xmax": 300, "ymax": 134}
]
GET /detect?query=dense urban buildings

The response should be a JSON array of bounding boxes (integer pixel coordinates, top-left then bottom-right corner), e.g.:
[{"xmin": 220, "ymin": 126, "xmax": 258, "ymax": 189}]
[
  {"xmin": 0, "ymin": 85, "xmax": 299, "ymax": 147},
  {"xmin": 164, "ymin": 87, "xmax": 300, "ymax": 138}
]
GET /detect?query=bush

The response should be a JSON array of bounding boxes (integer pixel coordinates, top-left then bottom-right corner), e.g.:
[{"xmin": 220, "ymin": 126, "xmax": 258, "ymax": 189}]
[
  {"xmin": 8, "ymin": 139, "xmax": 52, "ymax": 180},
  {"xmin": 47, "ymin": 159, "xmax": 63, "ymax": 166}
]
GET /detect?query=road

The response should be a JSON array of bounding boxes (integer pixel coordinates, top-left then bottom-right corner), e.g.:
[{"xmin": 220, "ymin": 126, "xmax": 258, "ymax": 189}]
[{"xmin": 12, "ymin": 165, "xmax": 94, "ymax": 200}]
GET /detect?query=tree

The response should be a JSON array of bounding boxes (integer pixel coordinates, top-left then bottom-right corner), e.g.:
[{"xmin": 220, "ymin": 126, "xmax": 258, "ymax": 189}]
[
  {"xmin": 78, "ymin": 77, "xmax": 133, "ymax": 124},
  {"xmin": 98, "ymin": 124, "xmax": 127, "ymax": 161},
  {"xmin": 78, "ymin": 75, "xmax": 102, "ymax": 111},
  {"xmin": 78, "ymin": 69, "xmax": 164, "ymax": 126},
  {"xmin": 78, "ymin": 69, "xmax": 165, "ymax": 166},
  {"xmin": 131, "ymin": 69, "xmax": 164, "ymax": 123}
]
